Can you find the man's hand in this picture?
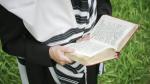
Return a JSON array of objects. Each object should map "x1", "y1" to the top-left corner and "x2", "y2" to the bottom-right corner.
[
  {"x1": 49, "y1": 46, "x2": 74, "y2": 65},
  {"x1": 76, "y1": 34, "x2": 92, "y2": 42},
  {"x1": 49, "y1": 34, "x2": 91, "y2": 65}
]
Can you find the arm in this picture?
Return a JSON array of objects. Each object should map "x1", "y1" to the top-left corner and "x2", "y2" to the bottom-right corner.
[
  {"x1": 0, "y1": 5, "x2": 73, "y2": 66},
  {"x1": 0, "y1": 5, "x2": 53, "y2": 67},
  {"x1": 96, "y1": 0, "x2": 112, "y2": 21}
]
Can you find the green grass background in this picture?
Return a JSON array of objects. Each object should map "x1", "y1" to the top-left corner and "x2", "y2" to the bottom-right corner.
[{"x1": 0, "y1": 0, "x2": 150, "y2": 84}]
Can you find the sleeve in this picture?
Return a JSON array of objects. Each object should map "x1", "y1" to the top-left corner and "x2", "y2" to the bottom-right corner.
[
  {"x1": 0, "y1": 5, "x2": 53, "y2": 67},
  {"x1": 96, "y1": 0, "x2": 112, "y2": 21}
]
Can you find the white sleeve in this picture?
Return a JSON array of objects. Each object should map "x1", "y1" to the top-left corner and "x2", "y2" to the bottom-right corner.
[
  {"x1": 0, "y1": 0, "x2": 36, "y2": 25},
  {"x1": 0, "y1": 0, "x2": 77, "y2": 43}
]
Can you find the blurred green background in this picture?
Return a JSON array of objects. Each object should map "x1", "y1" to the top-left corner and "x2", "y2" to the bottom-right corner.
[{"x1": 0, "y1": 0, "x2": 150, "y2": 84}]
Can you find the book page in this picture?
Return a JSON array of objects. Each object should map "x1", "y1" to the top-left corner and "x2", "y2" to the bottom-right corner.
[
  {"x1": 65, "y1": 40, "x2": 109, "y2": 57},
  {"x1": 90, "y1": 15, "x2": 136, "y2": 49}
]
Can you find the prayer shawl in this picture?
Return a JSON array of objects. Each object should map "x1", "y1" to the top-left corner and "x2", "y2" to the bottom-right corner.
[{"x1": 0, "y1": 0, "x2": 97, "y2": 84}]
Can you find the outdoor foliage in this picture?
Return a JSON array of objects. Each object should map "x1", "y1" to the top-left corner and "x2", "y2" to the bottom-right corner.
[
  {"x1": 0, "y1": 0, "x2": 150, "y2": 84},
  {"x1": 99, "y1": 0, "x2": 150, "y2": 84}
]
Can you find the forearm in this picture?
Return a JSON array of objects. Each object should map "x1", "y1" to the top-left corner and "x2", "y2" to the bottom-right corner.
[
  {"x1": 0, "y1": 5, "x2": 54, "y2": 67},
  {"x1": 25, "y1": 34, "x2": 54, "y2": 66},
  {"x1": 1, "y1": 29, "x2": 54, "y2": 67}
]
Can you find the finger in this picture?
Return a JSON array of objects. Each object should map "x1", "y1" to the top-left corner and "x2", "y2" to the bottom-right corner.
[
  {"x1": 82, "y1": 33, "x2": 90, "y2": 38},
  {"x1": 60, "y1": 46, "x2": 74, "y2": 53},
  {"x1": 82, "y1": 34, "x2": 89, "y2": 38},
  {"x1": 82, "y1": 34, "x2": 91, "y2": 39},
  {"x1": 58, "y1": 52, "x2": 73, "y2": 63},
  {"x1": 82, "y1": 36, "x2": 91, "y2": 40},
  {"x1": 59, "y1": 61, "x2": 72, "y2": 65},
  {"x1": 59, "y1": 60, "x2": 71, "y2": 65},
  {"x1": 59, "y1": 61, "x2": 66, "y2": 65},
  {"x1": 115, "y1": 52, "x2": 120, "y2": 59},
  {"x1": 77, "y1": 35, "x2": 91, "y2": 42},
  {"x1": 61, "y1": 55, "x2": 73, "y2": 63},
  {"x1": 76, "y1": 38, "x2": 83, "y2": 42}
]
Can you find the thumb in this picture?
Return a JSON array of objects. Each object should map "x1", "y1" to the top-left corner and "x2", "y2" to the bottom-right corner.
[
  {"x1": 60, "y1": 54, "x2": 72, "y2": 63},
  {"x1": 61, "y1": 46, "x2": 74, "y2": 53}
]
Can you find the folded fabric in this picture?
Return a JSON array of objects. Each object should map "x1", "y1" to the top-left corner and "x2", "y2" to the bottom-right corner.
[{"x1": 0, "y1": 0, "x2": 77, "y2": 42}]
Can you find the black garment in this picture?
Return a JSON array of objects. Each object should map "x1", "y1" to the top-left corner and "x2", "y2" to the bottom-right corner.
[{"x1": 0, "y1": 0, "x2": 112, "y2": 84}]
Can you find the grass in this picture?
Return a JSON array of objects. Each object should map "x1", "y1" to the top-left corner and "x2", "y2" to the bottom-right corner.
[
  {"x1": 0, "y1": 0, "x2": 150, "y2": 84},
  {"x1": 0, "y1": 50, "x2": 21, "y2": 84},
  {"x1": 98, "y1": 0, "x2": 150, "y2": 84}
]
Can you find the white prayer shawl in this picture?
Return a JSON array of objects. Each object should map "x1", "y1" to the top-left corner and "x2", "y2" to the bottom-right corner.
[
  {"x1": 0, "y1": 0, "x2": 77, "y2": 43},
  {"x1": 0, "y1": 0, "x2": 99, "y2": 84}
]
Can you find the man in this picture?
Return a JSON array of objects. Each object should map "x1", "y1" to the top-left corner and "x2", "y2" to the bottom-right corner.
[{"x1": 0, "y1": 0, "x2": 112, "y2": 84}]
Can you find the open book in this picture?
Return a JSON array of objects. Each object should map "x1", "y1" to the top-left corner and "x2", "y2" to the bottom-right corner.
[{"x1": 65, "y1": 15, "x2": 138, "y2": 65}]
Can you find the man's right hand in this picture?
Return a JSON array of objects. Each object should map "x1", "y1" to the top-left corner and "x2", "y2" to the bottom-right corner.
[{"x1": 49, "y1": 46, "x2": 74, "y2": 65}]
